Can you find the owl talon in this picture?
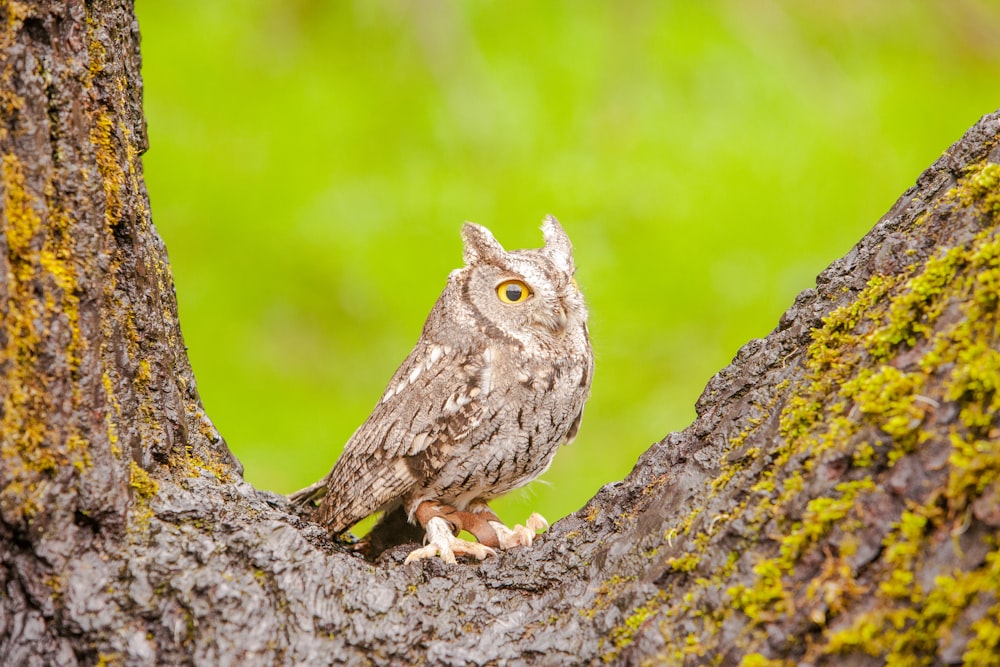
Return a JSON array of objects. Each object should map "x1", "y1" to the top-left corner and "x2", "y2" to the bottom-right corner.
[
  {"x1": 404, "y1": 516, "x2": 496, "y2": 565},
  {"x1": 488, "y1": 512, "x2": 549, "y2": 549}
]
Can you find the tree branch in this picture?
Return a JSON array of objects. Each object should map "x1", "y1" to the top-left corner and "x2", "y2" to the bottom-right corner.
[{"x1": 2, "y1": 3, "x2": 998, "y2": 665}]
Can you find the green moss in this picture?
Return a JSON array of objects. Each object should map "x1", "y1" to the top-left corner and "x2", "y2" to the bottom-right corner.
[
  {"x1": 852, "y1": 441, "x2": 875, "y2": 468},
  {"x1": 804, "y1": 550, "x2": 867, "y2": 625},
  {"x1": 878, "y1": 510, "x2": 931, "y2": 600},
  {"x1": 946, "y1": 342, "x2": 1000, "y2": 430},
  {"x1": 728, "y1": 559, "x2": 790, "y2": 622},
  {"x1": 781, "y1": 479, "x2": 874, "y2": 564},
  {"x1": 642, "y1": 164, "x2": 1000, "y2": 662},
  {"x1": 808, "y1": 195, "x2": 1000, "y2": 662},
  {"x1": 825, "y1": 537, "x2": 1000, "y2": 666},
  {"x1": 947, "y1": 432, "x2": 1000, "y2": 513},
  {"x1": 950, "y1": 162, "x2": 1000, "y2": 222},
  {"x1": 601, "y1": 591, "x2": 669, "y2": 662},
  {"x1": 867, "y1": 247, "x2": 963, "y2": 359},
  {"x1": 579, "y1": 575, "x2": 635, "y2": 620},
  {"x1": 842, "y1": 365, "x2": 928, "y2": 446},
  {"x1": 667, "y1": 553, "x2": 701, "y2": 573},
  {"x1": 807, "y1": 273, "x2": 900, "y2": 371}
]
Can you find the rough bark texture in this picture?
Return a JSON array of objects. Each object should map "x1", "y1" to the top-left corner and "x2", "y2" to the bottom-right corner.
[{"x1": 2, "y1": 2, "x2": 999, "y2": 666}]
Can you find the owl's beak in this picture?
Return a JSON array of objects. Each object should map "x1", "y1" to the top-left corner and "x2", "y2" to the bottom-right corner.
[{"x1": 534, "y1": 307, "x2": 569, "y2": 335}]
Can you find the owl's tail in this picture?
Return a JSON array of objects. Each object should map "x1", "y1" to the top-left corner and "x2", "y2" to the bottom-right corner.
[{"x1": 287, "y1": 479, "x2": 329, "y2": 509}]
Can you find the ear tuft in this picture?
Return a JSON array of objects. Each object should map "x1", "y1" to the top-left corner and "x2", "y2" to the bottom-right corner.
[
  {"x1": 461, "y1": 223, "x2": 505, "y2": 265},
  {"x1": 541, "y1": 215, "x2": 574, "y2": 273}
]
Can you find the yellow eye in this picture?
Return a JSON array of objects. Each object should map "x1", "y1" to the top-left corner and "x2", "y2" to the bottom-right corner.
[{"x1": 497, "y1": 279, "x2": 531, "y2": 304}]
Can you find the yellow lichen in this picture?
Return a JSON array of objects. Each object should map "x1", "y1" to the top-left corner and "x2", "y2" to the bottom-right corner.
[
  {"x1": 128, "y1": 461, "x2": 159, "y2": 530},
  {"x1": 89, "y1": 111, "x2": 124, "y2": 233}
]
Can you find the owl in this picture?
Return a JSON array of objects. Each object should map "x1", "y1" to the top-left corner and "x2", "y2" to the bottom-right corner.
[{"x1": 290, "y1": 216, "x2": 593, "y2": 564}]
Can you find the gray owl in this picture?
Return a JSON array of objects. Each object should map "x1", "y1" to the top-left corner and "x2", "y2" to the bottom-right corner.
[{"x1": 290, "y1": 216, "x2": 593, "y2": 564}]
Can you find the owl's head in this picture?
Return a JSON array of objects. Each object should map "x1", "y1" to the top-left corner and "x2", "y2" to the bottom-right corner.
[{"x1": 445, "y1": 215, "x2": 588, "y2": 349}]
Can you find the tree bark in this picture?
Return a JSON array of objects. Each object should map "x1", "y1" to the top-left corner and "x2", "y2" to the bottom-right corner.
[{"x1": 2, "y1": 3, "x2": 999, "y2": 666}]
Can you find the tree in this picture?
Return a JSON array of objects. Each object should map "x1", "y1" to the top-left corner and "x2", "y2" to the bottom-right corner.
[{"x1": 2, "y1": 2, "x2": 998, "y2": 665}]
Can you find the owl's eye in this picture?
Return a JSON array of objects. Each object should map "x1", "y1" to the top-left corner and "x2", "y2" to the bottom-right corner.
[{"x1": 496, "y1": 279, "x2": 531, "y2": 304}]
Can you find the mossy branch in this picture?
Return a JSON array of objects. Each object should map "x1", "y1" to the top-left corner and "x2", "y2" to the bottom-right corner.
[{"x1": 1, "y1": 2, "x2": 999, "y2": 665}]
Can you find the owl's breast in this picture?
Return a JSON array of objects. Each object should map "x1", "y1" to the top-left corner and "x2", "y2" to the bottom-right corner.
[{"x1": 416, "y1": 338, "x2": 592, "y2": 508}]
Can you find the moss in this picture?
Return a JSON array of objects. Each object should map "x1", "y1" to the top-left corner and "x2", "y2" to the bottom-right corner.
[
  {"x1": 0, "y1": 7, "x2": 28, "y2": 129},
  {"x1": 3, "y1": 153, "x2": 41, "y2": 273},
  {"x1": 1, "y1": 153, "x2": 91, "y2": 521},
  {"x1": 841, "y1": 365, "x2": 928, "y2": 454},
  {"x1": 129, "y1": 461, "x2": 159, "y2": 501},
  {"x1": 780, "y1": 479, "x2": 874, "y2": 564},
  {"x1": 878, "y1": 510, "x2": 932, "y2": 600},
  {"x1": 128, "y1": 461, "x2": 159, "y2": 529},
  {"x1": 124, "y1": 307, "x2": 140, "y2": 354},
  {"x1": 946, "y1": 342, "x2": 1000, "y2": 431},
  {"x1": 728, "y1": 559, "x2": 790, "y2": 622},
  {"x1": 739, "y1": 655, "x2": 791, "y2": 667},
  {"x1": 602, "y1": 591, "x2": 669, "y2": 663},
  {"x1": 102, "y1": 371, "x2": 122, "y2": 457},
  {"x1": 667, "y1": 553, "x2": 701, "y2": 573},
  {"x1": 796, "y1": 181, "x2": 1000, "y2": 661},
  {"x1": 37, "y1": 192, "x2": 84, "y2": 376},
  {"x1": 95, "y1": 654, "x2": 122, "y2": 667},
  {"x1": 825, "y1": 537, "x2": 1000, "y2": 665},
  {"x1": 851, "y1": 441, "x2": 875, "y2": 468},
  {"x1": 867, "y1": 247, "x2": 963, "y2": 359},
  {"x1": 642, "y1": 474, "x2": 669, "y2": 497},
  {"x1": 950, "y1": 162, "x2": 1000, "y2": 222},
  {"x1": 88, "y1": 110, "x2": 124, "y2": 233},
  {"x1": 67, "y1": 433, "x2": 92, "y2": 471},
  {"x1": 579, "y1": 575, "x2": 635, "y2": 620},
  {"x1": 804, "y1": 550, "x2": 868, "y2": 625},
  {"x1": 643, "y1": 162, "x2": 1000, "y2": 662},
  {"x1": 173, "y1": 448, "x2": 233, "y2": 484},
  {"x1": 135, "y1": 359, "x2": 152, "y2": 388},
  {"x1": 807, "y1": 273, "x2": 900, "y2": 370},
  {"x1": 947, "y1": 432, "x2": 1000, "y2": 514}
]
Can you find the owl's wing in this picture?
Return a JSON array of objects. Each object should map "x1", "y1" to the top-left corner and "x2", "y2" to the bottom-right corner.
[{"x1": 311, "y1": 342, "x2": 492, "y2": 533}]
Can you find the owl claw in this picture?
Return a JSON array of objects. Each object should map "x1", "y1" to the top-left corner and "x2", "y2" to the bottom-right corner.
[
  {"x1": 404, "y1": 516, "x2": 496, "y2": 565},
  {"x1": 488, "y1": 512, "x2": 549, "y2": 549}
]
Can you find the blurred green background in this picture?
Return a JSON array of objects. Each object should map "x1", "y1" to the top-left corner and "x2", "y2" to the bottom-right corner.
[{"x1": 135, "y1": 2, "x2": 1000, "y2": 525}]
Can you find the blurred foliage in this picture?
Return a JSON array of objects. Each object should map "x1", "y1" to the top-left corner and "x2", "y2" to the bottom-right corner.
[{"x1": 136, "y1": 1, "x2": 1000, "y2": 524}]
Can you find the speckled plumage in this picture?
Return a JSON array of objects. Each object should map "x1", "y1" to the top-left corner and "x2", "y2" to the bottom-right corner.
[{"x1": 291, "y1": 216, "x2": 592, "y2": 560}]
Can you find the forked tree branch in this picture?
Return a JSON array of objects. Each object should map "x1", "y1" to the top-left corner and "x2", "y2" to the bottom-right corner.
[{"x1": 1, "y1": 3, "x2": 998, "y2": 665}]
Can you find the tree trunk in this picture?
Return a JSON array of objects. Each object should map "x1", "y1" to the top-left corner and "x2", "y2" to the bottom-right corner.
[{"x1": 2, "y1": 3, "x2": 999, "y2": 666}]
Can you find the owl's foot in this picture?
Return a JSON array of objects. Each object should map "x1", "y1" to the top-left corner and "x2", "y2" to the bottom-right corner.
[
  {"x1": 488, "y1": 512, "x2": 549, "y2": 549},
  {"x1": 404, "y1": 516, "x2": 496, "y2": 565}
]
